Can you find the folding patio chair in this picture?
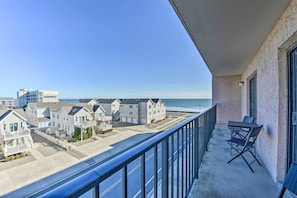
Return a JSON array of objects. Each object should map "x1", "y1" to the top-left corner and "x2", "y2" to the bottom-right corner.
[
  {"x1": 227, "y1": 125, "x2": 263, "y2": 173},
  {"x1": 232, "y1": 116, "x2": 255, "y2": 139},
  {"x1": 279, "y1": 162, "x2": 297, "y2": 198}
]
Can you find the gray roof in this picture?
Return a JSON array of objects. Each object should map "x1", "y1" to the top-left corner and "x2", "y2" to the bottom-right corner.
[
  {"x1": 68, "y1": 106, "x2": 84, "y2": 115},
  {"x1": 27, "y1": 102, "x2": 75, "y2": 110},
  {"x1": 93, "y1": 105, "x2": 105, "y2": 113},
  {"x1": 78, "y1": 99, "x2": 95, "y2": 103},
  {"x1": 0, "y1": 109, "x2": 26, "y2": 121},
  {"x1": 0, "y1": 109, "x2": 12, "y2": 121},
  {"x1": 97, "y1": 99, "x2": 118, "y2": 104},
  {"x1": 120, "y1": 99, "x2": 151, "y2": 104}
]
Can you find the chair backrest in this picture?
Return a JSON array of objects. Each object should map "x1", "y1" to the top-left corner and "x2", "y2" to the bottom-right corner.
[
  {"x1": 249, "y1": 125, "x2": 263, "y2": 138},
  {"x1": 243, "y1": 116, "x2": 255, "y2": 123},
  {"x1": 279, "y1": 162, "x2": 297, "y2": 197}
]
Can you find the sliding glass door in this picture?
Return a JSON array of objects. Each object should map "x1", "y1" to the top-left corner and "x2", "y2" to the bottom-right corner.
[{"x1": 288, "y1": 46, "x2": 297, "y2": 166}]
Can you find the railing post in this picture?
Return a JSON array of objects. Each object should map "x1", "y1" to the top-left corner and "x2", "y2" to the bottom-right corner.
[
  {"x1": 122, "y1": 166, "x2": 127, "y2": 198},
  {"x1": 162, "y1": 138, "x2": 168, "y2": 198},
  {"x1": 194, "y1": 118, "x2": 199, "y2": 179}
]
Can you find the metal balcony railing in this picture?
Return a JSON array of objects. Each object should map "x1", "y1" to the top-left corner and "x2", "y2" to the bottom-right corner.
[{"x1": 27, "y1": 105, "x2": 216, "y2": 198}]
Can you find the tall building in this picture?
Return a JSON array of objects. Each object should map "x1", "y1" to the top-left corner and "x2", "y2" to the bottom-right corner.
[
  {"x1": 17, "y1": 89, "x2": 59, "y2": 108},
  {"x1": 0, "y1": 97, "x2": 18, "y2": 109}
]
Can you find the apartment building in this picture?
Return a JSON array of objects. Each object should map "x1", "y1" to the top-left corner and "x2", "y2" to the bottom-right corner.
[
  {"x1": 120, "y1": 99, "x2": 166, "y2": 124},
  {"x1": 97, "y1": 99, "x2": 121, "y2": 121},
  {"x1": 0, "y1": 97, "x2": 18, "y2": 109},
  {"x1": 0, "y1": 109, "x2": 33, "y2": 157},
  {"x1": 17, "y1": 89, "x2": 59, "y2": 108}
]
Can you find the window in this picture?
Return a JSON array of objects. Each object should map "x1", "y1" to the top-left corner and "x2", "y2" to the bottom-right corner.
[
  {"x1": 129, "y1": 105, "x2": 133, "y2": 108},
  {"x1": 57, "y1": 114, "x2": 59, "y2": 119},
  {"x1": 249, "y1": 75, "x2": 257, "y2": 120},
  {"x1": 3, "y1": 124, "x2": 6, "y2": 131},
  {"x1": 149, "y1": 105, "x2": 151, "y2": 109},
  {"x1": 20, "y1": 122, "x2": 23, "y2": 128},
  {"x1": 129, "y1": 112, "x2": 133, "y2": 115},
  {"x1": 53, "y1": 113, "x2": 55, "y2": 118},
  {"x1": 14, "y1": 123, "x2": 18, "y2": 131}
]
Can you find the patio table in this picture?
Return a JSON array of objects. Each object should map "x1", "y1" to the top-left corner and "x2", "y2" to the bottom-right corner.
[{"x1": 227, "y1": 121, "x2": 258, "y2": 154}]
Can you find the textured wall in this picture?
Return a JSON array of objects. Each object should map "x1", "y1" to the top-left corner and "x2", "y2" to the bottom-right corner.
[
  {"x1": 241, "y1": 0, "x2": 297, "y2": 182},
  {"x1": 212, "y1": 76, "x2": 242, "y2": 123}
]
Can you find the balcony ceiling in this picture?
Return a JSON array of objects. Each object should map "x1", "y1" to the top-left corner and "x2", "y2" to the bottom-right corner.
[{"x1": 169, "y1": 0, "x2": 292, "y2": 76}]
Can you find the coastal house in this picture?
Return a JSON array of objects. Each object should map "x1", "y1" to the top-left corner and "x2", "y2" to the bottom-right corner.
[
  {"x1": 50, "y1": 105, "x2": 73, "y2": 137},
  {"x1": 25, "y1": 102, "x2": 74, "y2": 128},
  {"x1": 68, "y1": 106, "x2": 96, "y2": 137},
  {"x1": 120, "y1": 99, "x2": 166, "y2": 124},
  {"x1": 50, "y1": 105, "x2": 96, "y2": 137},
  {"x1": 0, "y1": 109, "x2": 33, "y2": 157},
  {"x1": 92, "y1": 105, "x2": 112, "y2": 131},
  {"x1": 97, "y1": 99, "x2": 121, "y2": 121}
]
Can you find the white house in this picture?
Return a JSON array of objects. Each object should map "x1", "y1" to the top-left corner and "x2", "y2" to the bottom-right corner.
[
  {"x1": 0, "y1": 109, "x2": 33, "y2": 157},
  {"x1": 25, "y1": 102, "x2": 74, "y2": 128},
  {"x1": 51, "y1": 106, "x2": 96, "y2": 137},
  {"x1": 97, "y1": 99, "x2": 121, "y2": 121},
  {"x1": 50, "y1": 105, "x2": 73, "y2": 137},
  {"x1": 120, "y1": 99, "x2": 166, "y2": 124},
  {"x1": 92, "y1": 105, "x2": 112, "y2": 131}
]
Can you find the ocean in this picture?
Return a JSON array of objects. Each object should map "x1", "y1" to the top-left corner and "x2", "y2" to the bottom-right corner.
[
  {"x1": 60, "y1": 98, "x2": 212, "y2": 113},
  {"x1": 162, "y1": 98, "x2": 212, "y2": 113}
]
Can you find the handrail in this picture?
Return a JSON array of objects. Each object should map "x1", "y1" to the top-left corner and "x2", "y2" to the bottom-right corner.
[{"x1": 21, "y1": 105, "x2": 217, "y2": 198}]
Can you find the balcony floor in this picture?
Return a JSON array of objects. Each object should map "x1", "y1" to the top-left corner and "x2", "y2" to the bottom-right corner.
[{"x1": 189, "y1": 123, "x2": 282, "y2": 198}]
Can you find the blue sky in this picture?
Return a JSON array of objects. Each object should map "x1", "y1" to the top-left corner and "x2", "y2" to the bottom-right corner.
[{"x1": 0, "y1": 0, "x2": 211, "y2": 99}]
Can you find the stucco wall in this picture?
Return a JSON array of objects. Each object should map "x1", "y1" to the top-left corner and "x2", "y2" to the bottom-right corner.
[
  {"x1": 241, "y1": 0, "x2": 297, "y2": 182},
  {"x1": 212, "y1": 75, "x2": 242, "y2": 123}
]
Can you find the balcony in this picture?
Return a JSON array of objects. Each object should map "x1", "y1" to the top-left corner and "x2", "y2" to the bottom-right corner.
[
  {"x1": 1, "y1": 129, "x2": 30, "y2": 141},
  {"x1": 4, "y1": 105, "x2": 281, "y2": 197},
  {"x1": 3, "y1": 143, "x2": 32, "y2": 157},
  {"x1": 96, "y1": 116, "x2": 112, "y2": 122},
  {"x1": 75, "y1": 120, "x2": 97, "y2": 129}
]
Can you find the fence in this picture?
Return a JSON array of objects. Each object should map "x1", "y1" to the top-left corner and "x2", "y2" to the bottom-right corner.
[{"x1": 27, "y1": 105, "x2": 217, "y2": 198}]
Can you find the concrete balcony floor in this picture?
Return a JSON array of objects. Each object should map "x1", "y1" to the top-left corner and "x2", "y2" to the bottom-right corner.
[{"x1": 189, "y1": 123, "x2": 282, "y2": 198}]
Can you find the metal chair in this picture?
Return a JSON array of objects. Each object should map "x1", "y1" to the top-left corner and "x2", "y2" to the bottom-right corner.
[
  {"x1": 279, "y1": 162, "x2": 297, "y2": 198},
  {"x1": 232, "y1": 116, "x2": 255, "y2": 139},
  {"x1": 227, "y1": 125, "x2": 263, "y2": 173}
]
